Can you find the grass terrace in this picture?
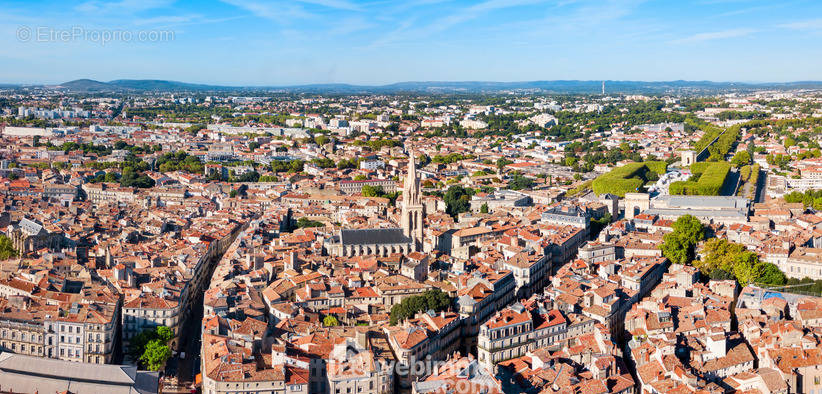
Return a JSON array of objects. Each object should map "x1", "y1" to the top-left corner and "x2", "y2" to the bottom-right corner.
[
  {"x1": 670, "y1": 161, "x2": 732, "y2": 196},
  {"x1": 592, "y1": 161, "x2": 668, "y2": 197}
]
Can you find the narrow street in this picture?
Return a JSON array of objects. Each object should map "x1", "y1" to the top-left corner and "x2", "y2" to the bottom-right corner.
[
  {"x1": 162, "y1": 220, "x2": 251, "y2": 392},
  {"x1": 755, "y1": 169, "x2": 767, "y2": 203},
  {"x1": 720, "y1": 167, "x2": 740, "y2": 196},
  {"x1": 167, "y1": 279, "x2": 207, "y2": 386}
]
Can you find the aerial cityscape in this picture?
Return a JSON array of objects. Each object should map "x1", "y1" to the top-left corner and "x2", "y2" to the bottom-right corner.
[{"x1": 2, "y1": 1, "x2": 822, "y2": 394}]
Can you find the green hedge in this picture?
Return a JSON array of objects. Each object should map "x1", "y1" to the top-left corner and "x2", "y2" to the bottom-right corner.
[
  {"x1": 671, "y1": 162, "x2": 731, "y2": 195},
  {"x1": 592, "y1": 161, "x2": 668, "y2": 197},
  {"x1": 645, "y1": 161, "x2": 668, "y2": 175},
  {"x1": 707, "y1": 127, "x2": 740, "y2": 161},
  {"x1": 691, "y1": 121, "x2": 724, "y2": 152},
  {"x1": 689, "y1": 162, "x2": 712, "y2": 175},
  {"x1": 688, "y1": 119, "x2": 741, "y2": 161}
]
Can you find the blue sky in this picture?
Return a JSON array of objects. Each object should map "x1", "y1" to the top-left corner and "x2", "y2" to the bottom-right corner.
[{"x1": 1, "y1": 0, "x2": 821, "y2": 85}]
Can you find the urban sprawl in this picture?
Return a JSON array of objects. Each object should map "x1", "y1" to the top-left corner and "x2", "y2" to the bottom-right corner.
[{"x1": 0, "y1": 86, "x2": 821, "y2": 394}]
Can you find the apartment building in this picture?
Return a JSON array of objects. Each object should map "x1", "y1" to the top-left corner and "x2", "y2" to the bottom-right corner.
[
  {"x1": 81, "y1": 182, "x2": 136, "y2": 205},
  {"x1": 122, "y1": 294, "x2": 181, "y2": 350},
  {"x1": 477, "y1": 302, "x2": 567, "y2": 369},
  {"x1": 44, "y1": 302, "x2": 119, "y2": 364}
]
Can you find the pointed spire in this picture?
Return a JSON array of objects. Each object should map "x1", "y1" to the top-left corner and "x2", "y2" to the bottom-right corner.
[
  {"x1": 405, "y1": 151, "x2": 417, "y2": 190},
  {"x1": 403, "y1": 151, "x2": 420, "y2": 206}
]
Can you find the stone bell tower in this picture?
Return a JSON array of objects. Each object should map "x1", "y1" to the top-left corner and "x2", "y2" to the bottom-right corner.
[{"x1": 401, "y1": 153, "x2": 424, "y2": 250}]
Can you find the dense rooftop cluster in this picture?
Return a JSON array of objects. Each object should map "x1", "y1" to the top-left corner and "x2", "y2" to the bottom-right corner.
[{"x1": 0, "y1": 87, "x2": 821, "y2": 394}]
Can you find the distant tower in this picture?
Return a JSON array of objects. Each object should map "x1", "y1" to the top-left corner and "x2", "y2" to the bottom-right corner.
[
  {"x1": 401, "y1": 152, "x2": 424, "y2": 251},
  {"x1": 602, "y1": 81, "x2": 605, "y2": 95}
]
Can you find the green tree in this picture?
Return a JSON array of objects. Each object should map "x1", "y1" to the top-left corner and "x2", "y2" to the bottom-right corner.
[
  {"x1": 0, "y1": 235, "x2": 18, "y2": 260},
  {"x1": 697, "y1": 238, "x2": 743, "y2": 273},
  {"x1": 661, "y1": 232, "x2": 693, "y2": 265},
  {"x1": 128, "y1": 330, "x2": 153, "y2": 359},
  {"x1": 417, "y1": 154, "x2": 431, "y2": 167},
  {"x1": 480, "y1": 203, "x2": 489, "y2": 214},
  {"x1": 323, "y1": 315, "x2": 339, "y2": 327},
  {"x1": 140, "y1": 339, "x2": 171, "y2": 371},
  {"x1": 185, "y1": 124, "x2": 205, "y2": 135},
  {"x1": 157, "y1": 326, "x2": 175, "y2": 343},
  {"x1": 296, "y1": 217, "x2": 323, "y2": 228},
  {"x1": 361, "y1": 185, "x2": 384, "y2": 197},
  {"x1": 128, "y1": 326, "x2": 174, "y2": 363},
  {"x1": 696, "y1": 238, "x2": 787, "y2": 286},
  {"x1": 672, "y1": 215, "x2": 705, "y2": 245},
  {"x1": 314, "y1": 135, "x2": 330, "y2": 146},
  {"x1": 784, "y1": 137, "x2": 796, "y2": 148},
  {"x1": 733, "y1": 255, "x2": 758, "y2": 287},
  {"x1": 660, "y1": 215, "x2": 704, "y2": 265},
  {"x1": 444, "y1": 185, "x2": 471, "y2": 218},
  {"x1": 496, "y1": 158, "x2": 513, "y2": 174},
  {"x1": 730, "y1": 151, "x2": 751, "y2": 167},
  {"x1": 507, "y1": 175, "x2": 534, "y2": 190},
  {"x1": 389, "y1": 288, "x2": 452, "y2": 325}
]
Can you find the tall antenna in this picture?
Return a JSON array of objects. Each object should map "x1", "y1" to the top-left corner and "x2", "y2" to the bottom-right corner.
[{"x1": 601, "y1": 81, "x2": 605, "y2": 95}]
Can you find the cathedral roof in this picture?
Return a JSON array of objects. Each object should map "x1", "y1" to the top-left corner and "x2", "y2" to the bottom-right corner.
[{"x1": 340, "y1": 228, "x2": 411, "y2": 246}]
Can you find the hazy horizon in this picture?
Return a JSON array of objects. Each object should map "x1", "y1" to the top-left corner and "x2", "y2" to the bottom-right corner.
[{"x1": 7, "y1": 78, "x2": 822, "y2": 87}]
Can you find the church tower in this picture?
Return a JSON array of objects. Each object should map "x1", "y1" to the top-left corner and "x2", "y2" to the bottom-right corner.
[{"x1": 401, "y1": 152, "x2": 424, "y2": 250}]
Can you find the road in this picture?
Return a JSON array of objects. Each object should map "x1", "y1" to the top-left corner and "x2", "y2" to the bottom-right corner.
[
  {"x1": 163, "y1": 222, "x2": 250, "y2": 391},
  {"x1": 720, "y1": 168, "x2": 741, "y2": 196},
  {"x1": 165, "y1": 283, "x2": 206, "y2": 386},
  {"x1": 755, "y1": 170, "x2": 767, "y2": 203},
  {"x1": 163, "y1": 243, "x2": 230, "y2": 389}
]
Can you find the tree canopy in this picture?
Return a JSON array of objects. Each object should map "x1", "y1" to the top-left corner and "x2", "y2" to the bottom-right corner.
[
  {"x1": 389, "y1": 289, "x2": 452, "y2": 325},
  {"x1": 141, "y1": 339, "x2": 172, "y2": 371},
  {"x1": 129, "y1": 326, "x2": 174, "y2": 371},
  {"x1": 323, "y1": 315, "x2": 340, "y2": 327},
  {"x1": 444, "y1": 185, "x2": 472, "y2": 218},
  {"x1": 0, "y1": 235, "x2": 18, "y2": 260},
  {"x1": 696, "y1": 238, "x2": 786, "y2": 287},
  {"x1": 660, "y1": 215, "x2": 705, "y2": 265},
  {"x1": 730, "y1": 151, "x2": 751, "y2": 168}
]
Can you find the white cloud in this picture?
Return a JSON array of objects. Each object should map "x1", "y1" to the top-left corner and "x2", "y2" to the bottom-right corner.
[
  {"x1": 75, "y1": 0, "x2": 172, "y2": 14},
  {"x1": 672, "y1": 28, "x2": 756, "y2": 44},
  {"x1": 778, "y1": 18, "x2": 822, "y2": 31},
  {"x1": 295, "y1": 0, "x2": 361, "y2": 11},
  {"x1": 219, "y1": 0, "x2": 313, "y2": 23},
  {"x1": 133, "y1": 14, "x2": 201, "y2": 26}
]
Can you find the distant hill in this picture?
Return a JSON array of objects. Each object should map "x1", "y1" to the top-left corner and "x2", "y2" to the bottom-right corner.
[
  {"x1": 42, "y1": 78, "x2": 822, "y2": 94},
  {"x1": 108, "y1": 79, "x2": 235, "y2": 91},
  {"x1": 58, "y1": 79, "x2": 123, "y2": 92},
  {"x1": 56, "y1": 79, "x2": 235, "y2": 92}
]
